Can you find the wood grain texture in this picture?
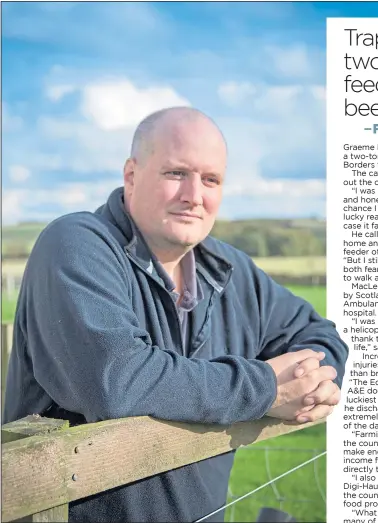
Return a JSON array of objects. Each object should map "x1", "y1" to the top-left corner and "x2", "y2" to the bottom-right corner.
[
  {"x1": 2, "y1": 416, "x2": 69, "y2": 522},
  {"x1": 2, "y1": 414, "x2": 323, "y2": 521},
  {"x1": 14, "y1": 504, "x2": 69, "y2": 523},
  {"x1": 2, "y1": 415, "x2": 69, "y2": 443}
]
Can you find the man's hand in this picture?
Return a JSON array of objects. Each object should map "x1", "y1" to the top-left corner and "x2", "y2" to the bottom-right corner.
[
  {"x1": 296, "y1": 380, "x2": 341, "y2": 423},
  {"x1": 266, "y1": 349, "x2": 325, "y2": 385},
  {"x1": 266, "y1": 349, "x2": 337, "y2": 423},
  {"x1": 293, "y1": 352, "x2": 326, "y2": 378}
]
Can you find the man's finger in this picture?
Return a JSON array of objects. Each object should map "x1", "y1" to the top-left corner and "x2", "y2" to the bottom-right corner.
[
  {"x1": 296, "y1": 404, "x2": 334, "y2": 423},
  {"x1": 290, "y1": 349, "x2": 325, "y2": 366},
  {"x1": 305, "y1": 366, "x2": 338, "y2": 391},
  {"x1": 295, "y1": 404, "x2": 314, "y2": 416},
  {"x1": 303, "y1": 380, "x2": 340, "y2": 406},
  {"x1": 294, "y1": 356, "x2": 322, "y2": 378},
  {"x1": 326, "y1": 388, "x2": 341, "y2": 406}
]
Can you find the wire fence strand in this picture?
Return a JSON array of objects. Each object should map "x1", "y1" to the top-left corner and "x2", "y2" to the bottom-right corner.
[
  {"x1": 226, "y1": 446, "x2": 326, "y2": 522},
  {"x1": 313, "y1": 448, "x2": 326, "y2": 504},
  {"x1": 194, "y1": 451, "x2": 327, "y2": 522},
  {"x1": 264, "y1": 448, "x2": 283, "y2": 509}
]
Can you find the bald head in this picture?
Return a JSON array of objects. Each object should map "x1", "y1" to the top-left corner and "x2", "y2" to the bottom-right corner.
[{"x1": 130, "y1": 107, "x2": 227, "y2": 165}]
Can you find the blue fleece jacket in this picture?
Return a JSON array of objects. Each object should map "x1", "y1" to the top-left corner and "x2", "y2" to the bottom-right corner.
[{"x1": 4, "y1": 187, "x2": 348, "y2": 522}]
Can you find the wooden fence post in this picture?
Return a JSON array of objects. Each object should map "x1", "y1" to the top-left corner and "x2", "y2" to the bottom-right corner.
[
  {"x1": 2, "y1": 414, "x2": 70, "y2": 522},
  {"x1": 2, "y1": 323, "x2": 13, "y2": 410}
]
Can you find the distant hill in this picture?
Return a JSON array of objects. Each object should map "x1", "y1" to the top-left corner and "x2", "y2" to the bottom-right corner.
[
  {"x1": 2, "y1": 218, "x2": 326, "y2": 259},
  {"x1": 211, "y1": 218, "x2": 326, "y2": 257},
  {"x1": 2, "y1": 223, "x2": 48, "y2": 258}
]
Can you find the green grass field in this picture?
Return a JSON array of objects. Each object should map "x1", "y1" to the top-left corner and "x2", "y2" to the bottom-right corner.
[
  {"x1": 287, "y1": 286, "x2": 326, "y2": 318},
  {"x1": 2, "y1": 294, "x2": 18, "y2": 323},
  {"x1": 226, "y1": 420, "x2": 326, "y2": 523},
  {"x1": 2, "y1": 285, "x2": 327, "y2": 522},
  {"x1": 255, "y1": 257, "x2": 326, "y2": 277}
]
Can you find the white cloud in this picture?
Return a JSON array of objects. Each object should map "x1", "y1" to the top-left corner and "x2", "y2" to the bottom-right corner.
[
  {"x1": 265, "y1": 44, "x2": 313, "y2": 79},
  {"x1": 253, "y1": 85, "x2": 303, "y2": 116},
  {"x1": 81, "y1": 79, "x2": 191, "y2": 130},
  {"x1": 223, "y1": 177, "x2": 324, "y2": 198},
  {"x1": 220, "y1": 178, "x2": 325, "y2": 219},
  {"x1": 46, "y1": 84, "x2": 77, "y2": 102},
  {"x1": 310, "y1": 85, "x2": 326, "y2": 101},
  {"x1": 9, "y1": 165, "x2": 31, "y2": 183},
  {"x1": 44, "y1": 74, "x2": 192, "y2": 130},
  {"x1": 218, "y1": 81, "x2": 323, "y2": 116},
  {"x1": 34, "y1": 77, "x2": 192, "y2": 174},
  {"x1": 219, "y1": 194, "x2": 325, "y2": 220},
  {"x1": 216, "y1": 80, "x2": 326, "y2": 186},
  {"x1": 60, "y1": 189, "x2": 88, "y2": 207},
  {"x1": 30, "y1": 153, "x2": 64, "y2": 171},
  {"x1": 2, "y1": 190, "x2": 27, "y2": 224},
  {"x1": 37, "y1": 116, "x2": 133, "y2": 172},
  {"x1": 108, "y1": 3, "x2": 162, "y2": 32},
  {"x1": 2, "y1": 180, "x2": 121, "y2": 225},
  {"x1": 218, "y1": 82, "x2": 256, "y2": 107}
]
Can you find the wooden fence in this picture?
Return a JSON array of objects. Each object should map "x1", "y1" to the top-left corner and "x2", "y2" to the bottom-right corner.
[
  {"x1": 2, "y1": 414, "x2": 322, "y2": 522},
  {"x1": 2, "y1": 323, "x2": 13, "y2": 410},
  {"x1": 1, "y1": 323, "x2": 323, "y2": 522}
]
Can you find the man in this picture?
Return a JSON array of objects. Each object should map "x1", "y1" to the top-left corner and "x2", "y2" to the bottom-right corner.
[{"x1": 4, "y1": 107, "x2": 348, "y2": 522}]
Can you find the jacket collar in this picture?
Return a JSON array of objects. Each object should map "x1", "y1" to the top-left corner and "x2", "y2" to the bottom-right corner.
[{"x1": 97, "y1": 187, "x2": 234, "y2": 294}]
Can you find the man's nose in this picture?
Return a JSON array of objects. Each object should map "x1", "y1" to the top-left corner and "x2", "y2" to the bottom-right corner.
[{"x1": 180, "y1": 175, "x2": 203, "y2": 206}]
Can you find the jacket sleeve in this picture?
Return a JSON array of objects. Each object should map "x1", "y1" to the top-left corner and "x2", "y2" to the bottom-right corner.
[
  {"x1": 23, "y1": 217, "x2": 278, "y2": 425},
  {"x1": 251, "y1": 262, "x2": 349, "y2": 389}
]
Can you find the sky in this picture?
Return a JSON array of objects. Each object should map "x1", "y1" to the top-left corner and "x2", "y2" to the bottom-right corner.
[{"x1": 3, "y1": 1, "x2": 378, "y2": 225}]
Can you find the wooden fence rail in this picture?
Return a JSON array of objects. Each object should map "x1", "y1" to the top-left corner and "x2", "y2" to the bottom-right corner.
[
  {"x1": 2, "y1": 414, "x2": 322, "y2": 522},
  {"x1": 1, "y1": 323, "x2": 324, "y2": 522}
]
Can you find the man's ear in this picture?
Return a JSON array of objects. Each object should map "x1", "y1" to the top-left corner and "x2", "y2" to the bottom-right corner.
[{"x1": 124, "y1": 158, "x2": 135, "y2": 187}]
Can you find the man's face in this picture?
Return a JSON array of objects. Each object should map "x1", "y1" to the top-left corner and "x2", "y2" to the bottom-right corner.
[{"x1": 124, "y1": 118, "x2": 226, "y2": 254}]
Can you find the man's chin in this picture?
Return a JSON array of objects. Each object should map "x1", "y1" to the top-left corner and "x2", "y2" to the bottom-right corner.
[
  {"x1": 166, "y1": 233, "x2": 201, "y2": 249},
  {"x1": 162, "y1": 221, "x2": 209, "y2": 248}
]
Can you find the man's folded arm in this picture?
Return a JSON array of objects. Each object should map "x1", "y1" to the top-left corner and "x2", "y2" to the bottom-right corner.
[{"x1": 24, "y1": 218, "x2": 278, "y2": 425}]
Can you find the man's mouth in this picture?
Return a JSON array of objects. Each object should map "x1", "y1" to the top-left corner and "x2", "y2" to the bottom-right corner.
[{"x1": 170, "y1": 212, "x2": 202, "y2": 219}]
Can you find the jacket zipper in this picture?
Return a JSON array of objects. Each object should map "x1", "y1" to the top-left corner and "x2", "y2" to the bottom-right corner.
[
  {"x1": 189, "y1": 266, "x2": 234, "y2": 359},
  {"x1": 169, "y1": 294, "x2": 185, "y2": 358},
  {"x1": 189, "y1": 294, "x2": 216, "y2": 359},
  {"x1": 124, "y1": 251, "x2": 185, "y2": 357},
  {"x1": 190, "y1": 337, "x2": 207, "y2": 359}
]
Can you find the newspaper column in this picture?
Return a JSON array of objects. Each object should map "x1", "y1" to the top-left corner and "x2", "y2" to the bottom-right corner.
[{"x1": 327, "y1": 18, "x2": 378, "y2": 523}]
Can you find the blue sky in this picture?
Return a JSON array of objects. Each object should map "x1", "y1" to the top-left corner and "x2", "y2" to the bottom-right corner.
[{"x1": 3, "y1": 1, "x2": 378, "y2": 224}]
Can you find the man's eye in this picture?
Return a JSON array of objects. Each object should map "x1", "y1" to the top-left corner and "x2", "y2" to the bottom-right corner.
[{"x1": 204, "y1": 176, "x2": 220, "y2": 186}]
